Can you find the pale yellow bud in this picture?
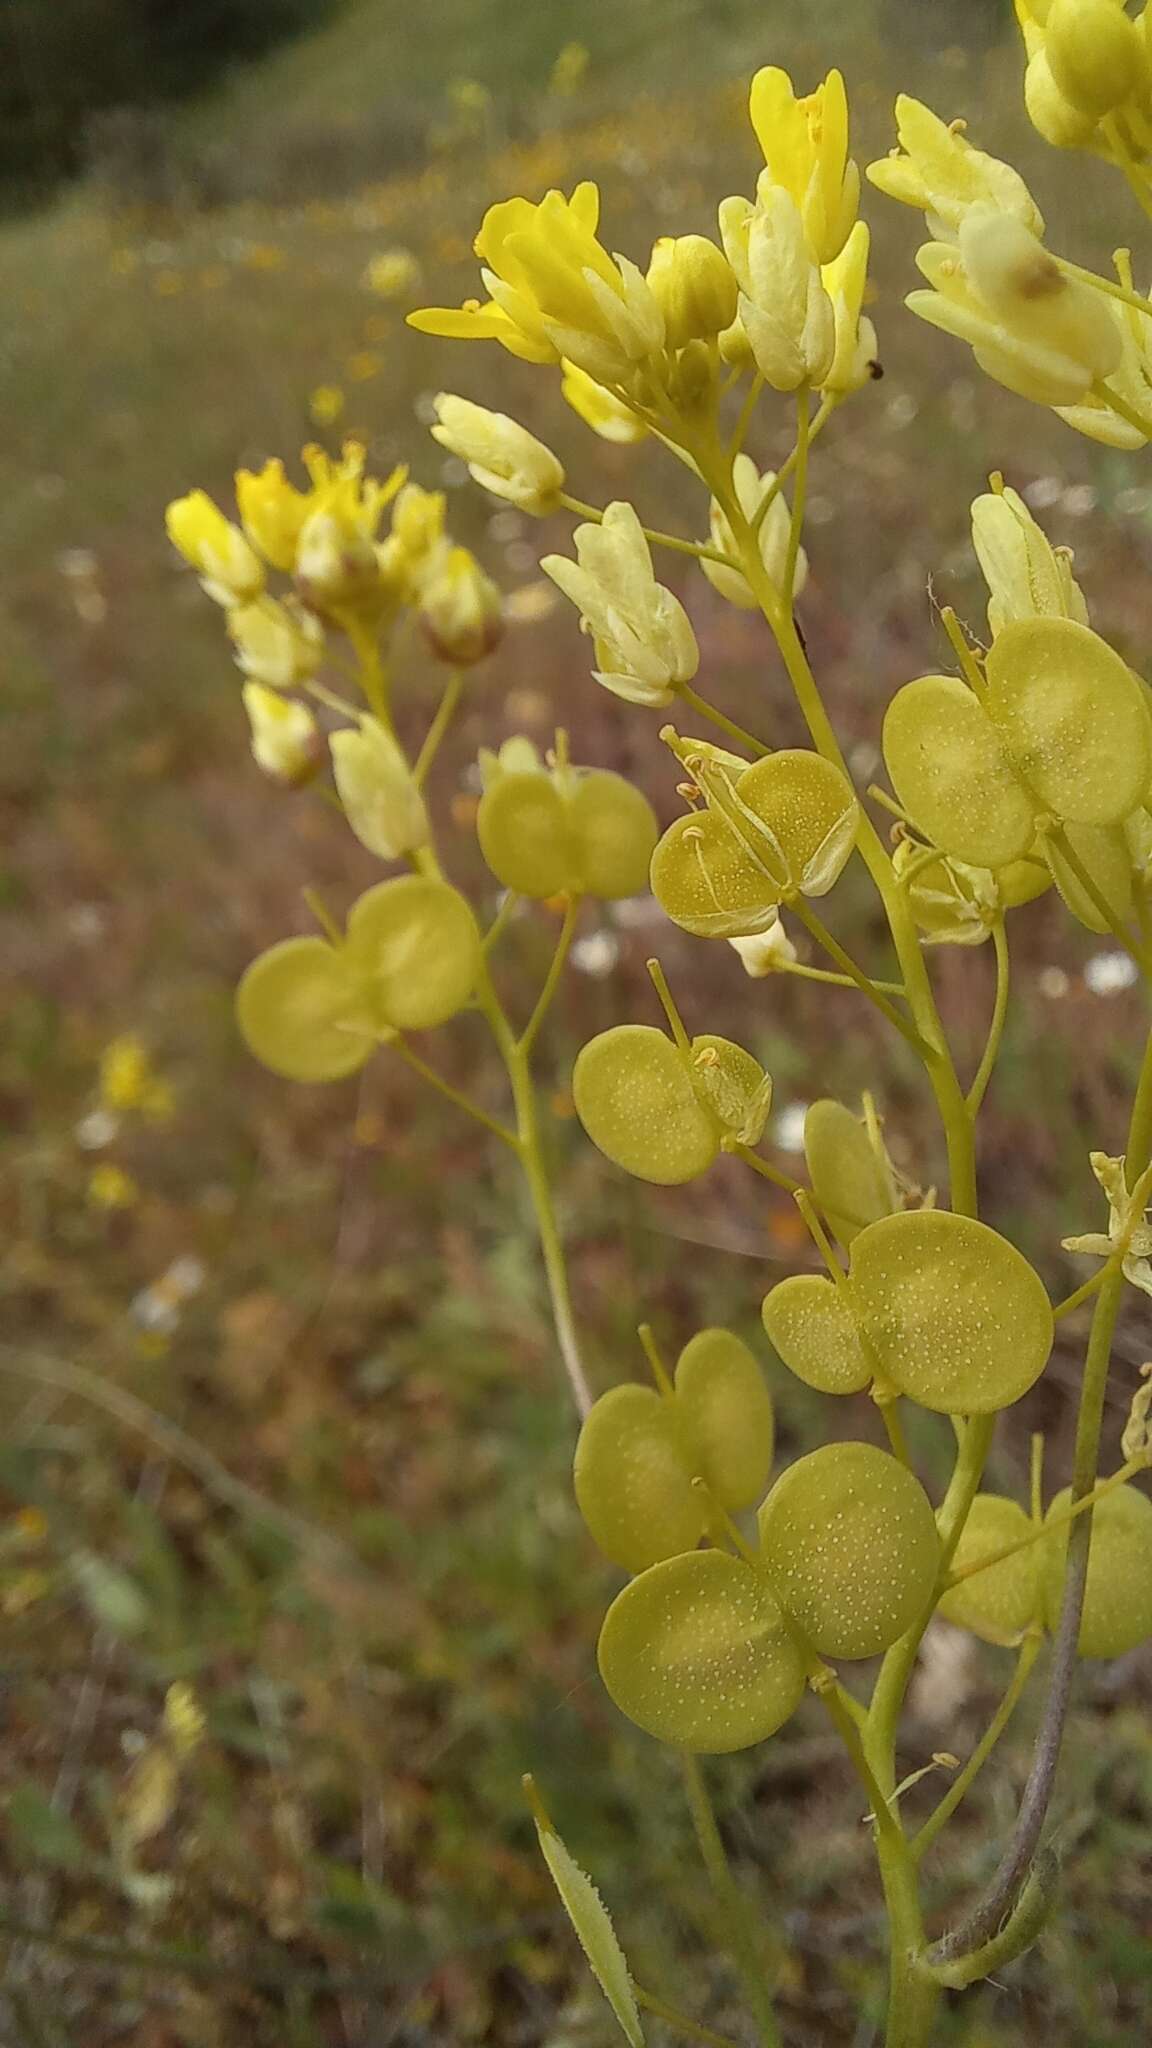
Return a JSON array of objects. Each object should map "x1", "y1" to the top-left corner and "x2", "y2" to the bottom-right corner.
[
  {"x1": 419, "y1": 546, "x2": 504, "y2": 665},
  {"x1": 738, "y1": 186, "x2": 835, "y2": 391},
  {"x1": 729, "y1": 920, "x2": 798, "y2": 976},
  {"x1": 165, "y1": 491, "x2": 264, "y2": 607},
  {"x1": 820, "y1": 221, "x2": 881, "y2": 395},
  {"x1": 431, "y1": 395, "x2": 564, "y2": 514},
  {"x1": 1025, "y1": 47, "x2": 1100, "y2": 145},
  {"x1": 960, "y1": 211, "x2": 1121, "y2": 383},
  {"x1": 702, "y1": 454, "x2": 808, "y2": 609},
  {"x1": 646, "y1": 235, "x2": 738, "y2": 347},
  {"x1": 234, "y1": 459, "x2": 311, "y2": 572},
  {"x1": 971, "y1": 483, "x2": 1089, "y2": 637},
  {"x1": 242, "y1": 683, "x2": 323, "y2": 786},
  {"x1": 560, "y1": 360, "x2": 648, "y2": 442},
  {"x1": 1046, "y1": 0, "x2": 1144, "y2": 120},
  {"x1": 542, "y1": 501, "x2": 698, "y2": 708},
  {"x1": 330, "y1": 716, "x2": 429, "y2": 860},
  {"x1": 295, "y1": 507, "x2": 384, "y2": 611},
  {"x1": 228, "y1": 596, "x2": 324, "y2": 689}
]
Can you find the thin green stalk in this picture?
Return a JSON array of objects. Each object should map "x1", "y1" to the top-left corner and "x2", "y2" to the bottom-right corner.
[
  {"x1": 519, "y1": 896, "x2": 580, "y2": 1056},
  {"x1": 679, "y1": 1753, "x2": 782, "y2": 2048},
  {"x1": 1090, "y1": 374, "x2": 1152, "y2": 439},
  {"x1": 782, "y1": 387, "x2": 809, "y2": 604},
  {"x1": 414, "y1": 669, "x2": 464, "y2": 784},
  {"x1": 966, "y1": 918, "x2": 1009, "y2": 1115},
  {"x1": 787, "y1": 897, "x2": 930, "y2": 1055},
  {"x1": 1052, "y1": 1267, "x2": 1107, "y2": 1319},
  {"x1": 678, "y1": 682, "x2": 770, "y2": 758},
  {"x1": 912, "y1": 1634, "x2": 1043, "y2": 1862},
  {"x1": 558, "y1": 492, "x2": 739, "y2": 572},
  {"x1": 347, "y1": 616, "x2": 390, "y2": 724},
  {"x1": 778, "y1": 959, "x2": 906, "y2": 996},
  {"x1": 748, "y1": 393, "x2": 836, "y2": 541},
  {"x1": 391, "y1": 1040, "x2": 517, "y2": 1149},
  {"x1": 634, "y1": 1985, "x2": 742, "y2": 2048},
  {"x1": 732, "y1": 1141, "x2": 803, "y2": 1196},
  {"x1": 941, "y1": 1452, "x2": 1149, "y2": 1592}
]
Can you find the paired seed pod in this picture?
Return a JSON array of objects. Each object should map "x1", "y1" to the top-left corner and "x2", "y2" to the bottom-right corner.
[
  {"x1": 477, "y1": 738, "x2": 658, "y2": 900},
  {"x1": 759, "y1": 1441, "x2": 940, "y2": 1660},
  {"x1": 883, "y1": 618, "x2": 1152, "y2": 871},
  {"x1": 802, "y1": 1098, "x2": 898, "y2": 1249},
  {"x1": 762, "y1": 1208, "x2": 1054, "y2": 1413},
  {"x1": 1042, "y1": 1482, "x2": 1152, "y2": 1658},
  {"x1": 574, "y1": 1329, "x2": 775, "y2": 1571},
  {"x1": 573, "y1": 1023, "x2": 772, "y2": 1184},
  {"x1": 237, "y1": 875, "x2": 480, "y2": 1080},
  {"x1": 650, "y1": 746, "x2": 859, "y2": 938},
  {"x1": 894, "y1": 840, "x2": 1051, "y2": 946},
  {"x1": 938, "y1": 1494, "x2": 1043, "y2": 1646}
]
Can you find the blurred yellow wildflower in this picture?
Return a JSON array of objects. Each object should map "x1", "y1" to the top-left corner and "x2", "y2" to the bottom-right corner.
[
  {"x1": 164, "y1": 1682, "x2": 207, "y2": 1757},
  {"x1": 550, "y1": 41, "x2": 590, "y2": 95},
  {"x1": 419, "y1": 545, "x2": 504, "y2": 664},
  {"x1": 749, "y1": 66, "x2": 859, "y2": 263},
  {"x1": 235, "y1": 459, "x2": 312, "y2": 573},
  {"x1": 165, "y1": 492, "x2": 264, "y2": 607},
  {"x1": 88, "y1": 1164, "x2": 140, "y2": 1211},
  {"x1": 346, "y1": 349, "x2": 384, "y2": 383},
  {"x1": 243, "y1": 683, "x2": 323, "y2": 785},
  {"x1": 364, "y1": 248, "x2": 421, "y2": 298},
  {"x1": 100, "y1": 1036, "x2": 173, "y2": 1121},
  {"x1": 295, "y1": 442, "x2": 407, "y2": 610},
  {"x1": 309, "y1": 385, "x2": 346, "y2": 427},
  {"x1": 229, "y1": 595, "x2": 324, "y2": 688}
]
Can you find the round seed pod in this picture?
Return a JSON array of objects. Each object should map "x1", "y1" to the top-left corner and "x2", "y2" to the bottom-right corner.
[
  {"x1": 758, "y1": 1442, "x2": 940, "y2": 1660},
  {"x1": 574, "y1": 1384, "x2": 704, "y2": 1572},
  {"x1": 673, "y1": 1328, "x2": 774, "y2": 1512},
  {"x1": 568, "y1": 771, "x2": 659, "y2": 900},
  {"x1": 237, "y1": 936, "x2": 375, "y2": 1082},
  {"x1": 804, "y1": 1099, "x2": 894, "y2": 1247},
  {"x1": 477, "y1": 771, "x2": 572, "y2": 898},
  {"x1": 850, "y1": 1210, "x2": 1054, "y2": 1415},
  {"x1": 761, "y1": 1274, "x2": 872, "y2": 1395},
  {"x1": 883, "y1": 673, "x2": 1034, "y2": 869},
  {"x1": 986, "y1": 618, "x2": 1152, "y2": 828},
  {"x1": 573, "y1": 1025, "x2": 720, "y2": 1184},
  {"x1": 735, "y1": 750, "x2": 859, "y2": 895},
  {"x1": 689, "y1": 1033, "x2": 772, "y2": 1145},
  {"x1": 650, "y1": 809, "x2": 780, "y2": 938},
  {"x1": 597, "y1": 1550, "x2": 806, "y2": 1752},
  {"x1": 1043, "y1": 821, "x2": 1134, "y2": 933},
  {"x1": 1025, "y1": 47, "x2": 1100, "y2": 149},
  {"x1": 938, "y1": 1495, "x2": 1042, "y2": 1646},
  {"x1": 346, "y1": 875, "x2": 480, "y2": 1031},
  {"x1": 1042, "y1": 1482, "x2": 1152, "y2": 1658}
]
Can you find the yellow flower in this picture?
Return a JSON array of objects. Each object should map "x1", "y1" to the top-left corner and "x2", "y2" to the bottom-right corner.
[
  {"x1": 345, "y1": 350, "x2": 383, "y2": 383},
  {"x1": 748, "y1": 66, "x2": 859, "y2": 264},
  {"x1": 378, "y1": 481, "x2": 450, "y2": 599},
  {"x1": 99, "y1": 1035, "x2": 154, "y2": 1113},
  {"x1": 363, "y1": 248, "x2": 421, "y2": 298},
  {"x1": 560, "y1": 360, "x2": 647, "y2": 442},
  {"x1": 165, "y1": 491, "x2": 264, "y2": 607},
  {"x1": 970, "y1": 482, "x2": 1089, "y2": 637},
  {"x1": 701, "y1": 453, "x2": 808, "y2": 610},
  {"x1": 242, "y1": 683, "x2": 323, "y2": 785},
  {"x1": 228, "y1": 596, "x2": 324, "y2": 688},
  {"x1": 294, "y1": 442, "x2": 406, "y2": 611},
  {"x1": 408, "y1": 183, "x2": 664, "y2": 384},
  {"x1": 431, "y1": 395, "x2": 564, "y2": 514},
  {"x1": 549, "y1": 40, "x2": 590, "y2": 94},
  {"x1": 419, "y1": 545, "x2": 504, "y2": 664},
  {"x1": 541, "y1": 501, "x2": 698, "y2": 707},
  {"x1": 164, "y1": 1682, "x2": 206, "y2": 1757},
  {"x1": 330, "y1": 716, "x2": 429, "y2": 859},
  {"x1": 1044, "y1": 0, "x2": 1145, "y2": 121},
  {"x1": 722, "y1": 184, "x2": 834, "y2": 391},
  {"x1": 820, "y1": 221, "x2": 881, "y2": 395},
  {"x1": 866, "y1": 96, "x2": 1044, "y2": 240},
  {"x1": 88, "y1": 1164, "x2": 139, "y2": 1211},
  {"x1": 906, "y1": 211, "x2": 1121, "y2": 406},
  {"x1": 235, "y1": 459, "x2": 311, "y2": 572},
  {"x1": 309, "y1": 385, "x2": 345, "y2": 426},
  {"x1": 646, "y1": 235, "x2": 738, "y2": 348}
]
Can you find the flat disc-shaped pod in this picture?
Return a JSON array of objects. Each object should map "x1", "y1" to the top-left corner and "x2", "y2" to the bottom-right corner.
[
  {"x1": 477, "y1": 772, "x2": 572, "y2": 899},
  {"x1": 938, "y1": 1494, "x2": 1042, "y2": 1646},
  {"x1": 803, "y1": 1099, "x2": 894, "y2": 1247},
  {"x1": 1042, "y1": 821, "x2": 1133, "y2": 933},
  {"x1": 761, "y1": 1274, "x2": 872, "y2": 1395},
  {"x1": 568, "y1": 772, "x2": 658, "y2": 900},
  {"x1": 237, "y1": 937, "x2": 375, "y2": 1082},
  {"x1": 346, "y1": 875, "x2": 480, "y2": 1031},
  {"x1": 673, "y1": 1329, "x2": 774, "y2": 1511},
  {"x1": 850, "y1": 1209, "x2": 1054, "y2": 1414},
  {"x1": 986, "y1": 618, "x2": 1152, "y2": 828},
  {"x1": 597, "y1": 1550, "x2": 806, "y2": 1752},
  {"x1": 574, "y1": 1384, "x2": 705, "y2": 1572},
  {"x1": 689, "y1": 1033, "x2": 771, "y2": 1145},
  {"x1": 1043, "y1": 1483, "x2": 1152, "y2": 1658},
  {"x1": 650, "y1": 810, "x2": 780, "y2": 938},
  {"x1": 882, "y1": 674, "x2": 1035, "y2": 869},
  {"x1": 735, "y1": 750, "x2": 859, "y2": 895},
  {"x1": 573, "y1": 1025, "x2": 720, "y2": 1184},
  {"x1": 758, "y1": 1442, "x2": 940, "y2": 1659}
]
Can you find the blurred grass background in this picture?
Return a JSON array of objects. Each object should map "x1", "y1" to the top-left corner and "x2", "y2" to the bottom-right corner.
[{"x1": 2, "y1": 0, "x2": 1152, "y2": 2042}]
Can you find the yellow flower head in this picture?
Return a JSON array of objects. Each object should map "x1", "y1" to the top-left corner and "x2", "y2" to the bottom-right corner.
[
  {"x1": 295, "y1": 442, "x2": 407, "y2": 610},
  {"x1": 646, "y1": 235, "x2": 738, "y2": 348},
  {"x1": 100, "y1": 1035, "x2": 157, "y2": 1114},
  {"x1": 541, "y1": 501, "x2": 699, "y2": 708},
  {"x1": 382, "y1": 481, "x2": 449, "y2": 598},
  {"x1": 363, "y1": 247, "x2": 421, "y2": 298},
  {"x1": 408, "y1": 183, "x2": 664, "y2": 384},
  {"x1": 229, "y1": 595, "x2": 324, "y2": 688},
  {"x1": 749, "y1": 66, "x2": 859, "y2": 265},
  {"x1": 235, "y1": 458, "x2": 312, "y2": 573},
  {"x1": 309, "y1": 385, "x2": 345, "y2": 426},
  {"x1": 88, "y1": 1164, "x2": 139, "y2": 1211},
  {"x1": 431, "y1": 395, "x2": 564, "y2": 514},
  {"x1": 866, "y1": 96, "x2": 1044, "y2": 241},
  {"x1": 242, "y1": 682, "x2": 323, "y2": 786},
  {"x1": 560, "y1": 360, "x2": 648, "y2": 443},
  {"x1": 721, "y1": 184, "x2": 835, "y2": 391},
  {"x1": 165, "y1": 491, "x2": 264, "y2": 608}
]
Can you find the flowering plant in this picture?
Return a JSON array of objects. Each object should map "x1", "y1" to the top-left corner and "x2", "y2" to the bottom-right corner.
[{"x1": 167, "y1": 10, "x2": 1152, "y2": 2041}]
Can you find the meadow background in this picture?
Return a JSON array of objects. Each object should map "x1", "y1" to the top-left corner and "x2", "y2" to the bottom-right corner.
[{"x1": 2, "y1": 1, "x2": 1152, "y2": 2042}]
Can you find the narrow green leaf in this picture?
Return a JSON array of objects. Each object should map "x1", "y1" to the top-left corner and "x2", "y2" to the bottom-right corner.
[{"x1": 529, "y1": 1782, "x2": 644, "y2": 2047}]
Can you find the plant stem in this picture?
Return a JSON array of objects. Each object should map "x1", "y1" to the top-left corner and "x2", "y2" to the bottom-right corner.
[
  {"x1": 347, "y1": 616, "x2": 390, "y2": 724},
  {"x1": 1052, "y1": 1267, "x2": 1107, "y2": 1320},
  {"x1": 634, "y1": 1985, "x2": 742, "y2": 2048},
  {"x1": 678, "y1": 1753, "x2": 782, "y2": 2048},
  {"x1": 966, "y1": 918, "x2": 1009, "y2": 1115},
  {"x1": 391, "y1": 1040, "x2": 517, "y2": 1148},
  {"x1": 558, "y1": 492, "x2": 739, "y2": 571},
  {"x1": 787, "y1": 898, "x2": 930, "y2": 1054},
  {"x1": 678, "y1": 682, "x2": 771, "y2": 758},
  {"x1": 912, "y1": 1634, "x2": 1042, "y2": 1862},
  {"x1": 732, "y1": 1141, "x2": 803, "y2": 1195},
  {"x1": 519, "y1": 896, "x2": 580, "y2": 1055},
  {"x1": 782, "y1": 387, "x2": 809, "y2": 604},
  {"x1": 414, "y1": 668, "x2": 464, "y2": 783},
  {"x1": 778, "y1": 959, "x2": 906, "y2": 996}
]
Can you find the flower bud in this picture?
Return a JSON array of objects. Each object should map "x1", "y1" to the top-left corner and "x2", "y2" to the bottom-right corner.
[
  {"x1": 431, "y1": 395, "x2": 564, "y2": 514},
  {"x1": 228, "y1": 596, "x2": 324, "y2": 689},
  {"x1": 1045, "y1": 0, "x2": 1144, "y2": 120},
  {"x1": 739, "y1": 186, "x2": 835, "y2": 391},
  {"x1": 419, "y1": 545, "x2": 504, "y2": 665},
  {"x1": 330, "y1": 716, "x2": 429, "y2": 860},
  {"x1": 242, "y1": 683, "x2": 323, "y2": 786},
  {"x1": 971, "y1": 482, "x2": 1089, "y2": 637},
  {"x1": 542, "y1": 501, "x2": 698, "y2": 707},
  {"x1": 560, "y1": 359, "x2": 648, "y2": 442},
  {"x1": 646, "y1": 235, "x2": 739, "y2": 348},
  {"x1": 729, "y1": 920, "x2": 798, "y2": 976},
  {"x1": 166, "y1": 490, "x2": 264, "y2": 606},
  {"x1": 295, "y1": 507, "x2": 384, "y2": 612},
  {"x1": 1025, "y1": 47, "x2": 1100, "y2": 146},
  {"x1": 702, "y1": 452, "x2": 808, "y2": 610},
  {"x1": 380, "y1": 482, "x2": 449, "y2": 600},
  {"x1": 234, "y1": 459, "x2": 311, "y2": 572},
  {"x1": 957, "y1": 209, "x2": 1121, "y2": 394}
]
